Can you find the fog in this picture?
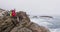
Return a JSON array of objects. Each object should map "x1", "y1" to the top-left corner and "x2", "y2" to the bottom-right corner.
[{"x1": 0, "y1": 0, "x2": 60, "y2": 16}]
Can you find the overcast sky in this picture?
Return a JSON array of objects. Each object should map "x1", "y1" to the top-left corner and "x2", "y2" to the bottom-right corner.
[{"x1": 0, "y1": 0, "x2": 60, "y2": 16}]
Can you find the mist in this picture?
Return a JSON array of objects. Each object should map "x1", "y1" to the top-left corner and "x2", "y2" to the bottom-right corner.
[{"x1": 0, "y1": 0, "x2": 60, "y2": 16}]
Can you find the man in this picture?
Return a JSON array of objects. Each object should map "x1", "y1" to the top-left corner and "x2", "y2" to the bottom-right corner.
[
  {"x1": 11, "y1": 9, "x2": 16, "y2": 17},
  {"x1": 10, "y1": 9, "x2": 16, "y2": 16}
]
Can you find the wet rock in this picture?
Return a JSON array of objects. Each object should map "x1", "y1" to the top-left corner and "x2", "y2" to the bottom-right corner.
[
  {"x1": 40, "y1": 16, "x2": 53, "y2": 18},
  {"x1": 32, "y1": 16, "x2": 38, "y2": 18}
]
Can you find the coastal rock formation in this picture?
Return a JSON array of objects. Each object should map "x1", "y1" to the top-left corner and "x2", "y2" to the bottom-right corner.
[
  {"x1": 0, "y1": 9, "x2": 50, "y2": 32},
  {"x1": 11, "y1": 11, "x2": 50, "y2": 32}
]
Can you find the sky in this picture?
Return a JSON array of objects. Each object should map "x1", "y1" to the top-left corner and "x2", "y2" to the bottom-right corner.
[{"x1": 0, "y1": 0, "x2": 60, "y2": 16}]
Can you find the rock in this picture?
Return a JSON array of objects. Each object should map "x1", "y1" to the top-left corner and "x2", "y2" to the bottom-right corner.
[
  {"x1": 0, "y1": 10, "x2": 50, "y2": 32},
  {"x1": 17, "y1": 27, "x2": 32, "y2": 32},
  {"x1": 0, "y1": 16, "x2": 15, "y2": 32},
  {"x1": 32, "y1": 16, "x2": 38, "y2": 18},
  {"x1": 40, "y1": 16, "x2": 53, "y2": 18},
  {"x1": 11, "y1": 11, "x2": 50, "y2": 32},
  {"x1": 28, "y1": 23, "x2": 50, "y2": 32}
]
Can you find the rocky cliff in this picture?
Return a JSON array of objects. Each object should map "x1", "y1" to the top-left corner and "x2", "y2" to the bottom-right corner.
[{"x1": 0, "y1": 10, "x2": 50, "y2": 32}]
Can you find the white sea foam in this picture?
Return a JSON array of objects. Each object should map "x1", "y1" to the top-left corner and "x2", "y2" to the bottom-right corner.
[{"x1": 30, "y1": 16, "x2": 60, "y2": 32}]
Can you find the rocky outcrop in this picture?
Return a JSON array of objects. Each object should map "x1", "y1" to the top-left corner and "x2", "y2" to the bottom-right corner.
[
  {"x1": 0, "y1": 8, "x2": 9, "y2": 19},
  {"x1": 0, "y1": 16, "x2": 13, "y2": 32},
  {"x1": 11, "y1": 11, "x2": 50, "y2": 32},
  {"x1": 40, "y1": 16, "x2": 53, "y2": 18},
  {"x1": 0, "y1": 10, "x2": 50, "y2": 32}
]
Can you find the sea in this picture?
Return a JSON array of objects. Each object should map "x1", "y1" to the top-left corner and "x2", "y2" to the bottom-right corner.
[{"x1": 29, "y1": 15, "x2": 60, "y2": 32}]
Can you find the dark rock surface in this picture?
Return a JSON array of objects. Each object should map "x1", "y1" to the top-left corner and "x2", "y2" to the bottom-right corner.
[{"x1": 40, "y1": 16, "x2": 53, "y2": 18}]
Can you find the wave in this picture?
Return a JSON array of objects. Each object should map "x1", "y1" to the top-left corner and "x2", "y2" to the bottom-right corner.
[{"x1": 30, "y1": 16, "x2": 60, "y2": 32}]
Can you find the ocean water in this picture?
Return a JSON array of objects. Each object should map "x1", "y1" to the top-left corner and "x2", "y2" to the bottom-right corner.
[{"x1": 30, "y1": 16, "x2": 60, "y2": 32}]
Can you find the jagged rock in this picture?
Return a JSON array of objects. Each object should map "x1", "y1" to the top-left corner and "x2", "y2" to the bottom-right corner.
[
  {"x1": 0, "y1": 9, "x2": 50, "y2": 32},
  {"x1": 0, "y1": 16, "x2": 15, "y2": 32},
  {"x1": 0, "y1": 9, "x2": 9, "y2": 19},
  {"x1": 11, "y1": 11, "x2": 50, "y2": 32}
]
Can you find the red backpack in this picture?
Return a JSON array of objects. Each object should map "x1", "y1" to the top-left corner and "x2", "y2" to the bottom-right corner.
[{"x1": 12, "y1": 9, "x2": 16, "y2": 17}]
